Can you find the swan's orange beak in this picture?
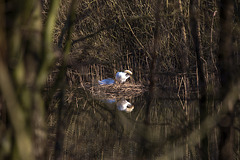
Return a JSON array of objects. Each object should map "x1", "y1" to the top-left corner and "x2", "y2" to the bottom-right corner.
[
  {"x1": 124, "y1": 70, "x2": 133, "y2": 75},
  {"x1": 125, "y1": 105, "x2": 134, "y2": 113}
]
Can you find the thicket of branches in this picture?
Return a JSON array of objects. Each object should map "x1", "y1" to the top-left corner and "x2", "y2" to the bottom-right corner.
[
  {"x1": 0, "y1": 0, "x2": 239, "y2": 160},
  {"x1": 44, "y1": 0, "x2": 240, "y2": 84}
]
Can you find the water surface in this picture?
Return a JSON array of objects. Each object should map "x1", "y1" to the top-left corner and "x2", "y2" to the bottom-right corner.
[{"x1": 47, "y1": 87, "x2": 239, "y2": 160}]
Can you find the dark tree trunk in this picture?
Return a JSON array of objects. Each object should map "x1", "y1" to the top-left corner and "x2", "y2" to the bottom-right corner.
[
  {"x1": 218, "y1": 0, "x2": 235, "y2": 160},
  {"x1": 190, "y1": 0, "x2": 208, "y2": 159},
  {"x1": 138, "y1": 0, "x2": 161, "y2": 159}
]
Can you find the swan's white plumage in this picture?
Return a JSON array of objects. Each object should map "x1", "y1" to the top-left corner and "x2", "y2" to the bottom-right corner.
[
  {"x1": 115, "y1": 70, "x2": 132, "y2": 83},
  {"x1": 98, "y1": 78, "x2": 115, "y2": 85}
]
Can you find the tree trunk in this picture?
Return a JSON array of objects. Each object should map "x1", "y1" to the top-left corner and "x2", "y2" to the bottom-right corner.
[
  {"x1": 0, "y1": 0, "x2": 60, "y2": 159},
  {"x1": 178, "y1": 0, "x2": 190, "y2": 110},
  {"x1": 218, "y1": 0, "x2": 235, "y2": 160},
  {"x1": 178, "y1": 0, "x2": 189, "y2": 73},
  {"x1": 138, "y1": 0, "x2": 161, "y2": 159},
  {"x1": 189, "y1": 0, "x2": 208, "y2": 159}
]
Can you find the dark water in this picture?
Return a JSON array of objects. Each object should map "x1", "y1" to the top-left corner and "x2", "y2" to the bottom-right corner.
[{"x1": 47, "y1": 87, "x2": 240, "y2": 160}]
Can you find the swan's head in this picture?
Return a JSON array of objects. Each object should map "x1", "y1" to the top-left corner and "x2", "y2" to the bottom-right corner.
[
  {"x1": 125, "y1": 105, "x2": 134, "y2": 113},
  {"x1": 124, "y1": 70, "x2": 133, "y2": 75}
]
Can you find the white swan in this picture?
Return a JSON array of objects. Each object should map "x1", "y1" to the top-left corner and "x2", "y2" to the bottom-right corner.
[
  {"x1": 98, "y1": 78, "x2": 115, "y2": 85},
  {"x1": 115, "y1": 70, "x2": 133, "y2": 83},
  {"x1": 117, "y1": 99, "x2": 134, "y2": 113}
]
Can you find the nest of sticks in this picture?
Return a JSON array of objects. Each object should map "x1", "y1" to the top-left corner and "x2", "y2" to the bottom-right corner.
[{"x1": 87, "y1": 82, "x2": 146, "y2": 100}]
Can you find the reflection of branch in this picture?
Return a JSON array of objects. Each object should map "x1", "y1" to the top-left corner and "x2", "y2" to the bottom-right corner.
[
  {"x1": 87, "y1": 98, "x2": 125, "y2": 134},
  {"x1": 158, "y1": 78, "x2": 240, "y2": 160}
]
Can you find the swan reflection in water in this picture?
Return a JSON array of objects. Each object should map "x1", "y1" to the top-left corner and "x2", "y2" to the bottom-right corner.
[
  {"x1": 103, "y1": 99, "x2": 134, "y2": 113},
  {"x1": 116, "y1": 99, "x2": 134, "y2": 113}
]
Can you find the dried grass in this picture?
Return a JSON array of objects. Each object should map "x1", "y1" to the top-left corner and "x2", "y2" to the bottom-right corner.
[{"x1": 86, "y1": 82, "x2": 146, "y2": 100}]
